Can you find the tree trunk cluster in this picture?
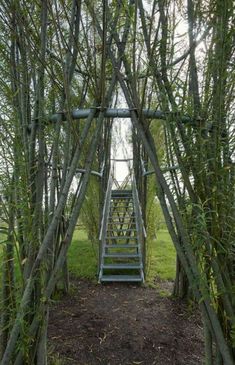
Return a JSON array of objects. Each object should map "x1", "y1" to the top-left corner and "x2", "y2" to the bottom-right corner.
[{"x1": 0, "y1": 1, "x2": 234, "y2": 364}]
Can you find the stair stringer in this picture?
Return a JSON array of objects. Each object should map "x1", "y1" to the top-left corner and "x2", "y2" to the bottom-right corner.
[{"x1": 99, "y1": 185, "x2": 145, "y2": 283}]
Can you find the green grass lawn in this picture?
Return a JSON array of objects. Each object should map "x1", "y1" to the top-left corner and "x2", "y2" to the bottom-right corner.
[
  {"x1": 67, "y1": 229, "x2": 98, "y2": 280},
  {"x1": 0, "y1": 228, "x2": 176, "y2": 287},
  {"x1": 146, "y1": 229, "x2": 176, "y2": 283},
  {"x1": 68, "y1": 228, "x2": 176, "y2": 285}
]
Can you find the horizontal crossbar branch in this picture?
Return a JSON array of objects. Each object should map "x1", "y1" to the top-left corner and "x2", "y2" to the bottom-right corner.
[
  {"x1": 50, "y1": 108, "x2": 191, "y2": 123},
  {"x1": 143, "y1": 165, "x2": 180, "y2": 176},
  {"x1": 76, "y1": 168, "x2": 102, "y2": 178},
  {"x1": 45, "y1": 162, "x2": 103, "y2": 178},
  {"x1": 111, "y1": 158, "x2": 133, "y2": 161}
]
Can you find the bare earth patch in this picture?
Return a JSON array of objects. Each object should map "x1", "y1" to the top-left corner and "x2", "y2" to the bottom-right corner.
[{"x1": 48, "y1": 278, "x2": 203, "y2": 365}]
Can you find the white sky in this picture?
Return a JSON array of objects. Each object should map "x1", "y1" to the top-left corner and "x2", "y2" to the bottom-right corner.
[{"x1": 111, "y1": 118, "x2": 133, "y2": 184}]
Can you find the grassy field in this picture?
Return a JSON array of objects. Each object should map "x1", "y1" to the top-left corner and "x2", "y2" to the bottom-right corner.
[
  {"x1": 67, "y1": 229, "x2": 98, "y2": 280},
  {"x1": 146, "y1": 230, "x2": 176, "y2": 284},
  {"x1": 0, "y1": 228, "x2": 176, "y2": 287},
  {"x1": 68, "y1": 228, "x2": 176, "y2": 285}
]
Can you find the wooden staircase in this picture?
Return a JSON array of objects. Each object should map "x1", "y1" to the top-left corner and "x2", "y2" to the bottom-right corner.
[{"x1": 99, "y1": 187, "x2": 145, "y2": 283}]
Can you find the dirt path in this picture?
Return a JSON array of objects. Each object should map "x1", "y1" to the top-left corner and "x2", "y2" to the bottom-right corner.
[{"x1": 48, "y1": 278, "x2": 203, "y2": 365}]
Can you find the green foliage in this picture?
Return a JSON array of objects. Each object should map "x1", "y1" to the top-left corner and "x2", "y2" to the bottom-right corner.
[
  {"x1": 79, "y1": 177, "x2": 100, "y2": 242},
  {"x1": 48, "y1": 350, "x2": 64, "y2": 365},
  {"x1": 146, "y1": 229, "x2": 176, "y2": 285},
  {"x1": 67, "y1": 228, "x2": 175, "y2": 286},
  {"x1": 146, "y1": 194, "x2": 166, "y2": 239},
  {"x1": 67, "y1": 229, "x2": 98, "y2": 280},
  {"x1": 0, "y1": 241, "x2": 22, "y2": 287},
  {"x1": 146, "y1": 121, "x2": 166, "y2": 239}
]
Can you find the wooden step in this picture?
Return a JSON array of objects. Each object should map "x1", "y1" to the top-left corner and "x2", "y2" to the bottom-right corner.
[
  {"x1": 108, "y1": 220, "x2": 136, "y2": 225},
  {"x1": 110, "y1": 209, "x2": 134, "y2": 212},
  {"x1": 104, "y1": 253, "x2": 140, "y2": 258},
  {"x1": 105, "y1": 244, "x2": 139, "y2": 249},
  {"x1": 100, "y1": 275, "x2": 142, "y2": 282},
  {"x1": 111, "y1": 195, "x2": 132, "y2": 199},
  {"x1": 102, "y1": 263, "x2": 142, "y2": 269},
  {"x1": 106, "y1": 236, "x2": 138, "y2": 241},
  {"x1": 111, "y1": 190, "x2": 132, "y2": 195},
  {"x1": 109, "y1": 219, "x2": 135, "y2": 222},
  {"x1": 111, "y1": 199, "x2": 134, "y2": 203},
  {"x1": 109, "y1": 210, "x2": 135, "y2": 218},
  {"x1": 106, "y1": 229, "x2": 137, "y2": 232}
]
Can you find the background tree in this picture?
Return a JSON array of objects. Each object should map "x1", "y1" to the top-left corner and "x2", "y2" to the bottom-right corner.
[{"x1": 0, "y1": 0, "x2": 235, "y2": 364}]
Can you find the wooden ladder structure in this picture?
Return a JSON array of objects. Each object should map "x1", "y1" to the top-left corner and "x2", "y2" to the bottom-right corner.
[{"x1": 99, "y1": 176, "x2": 146, "y2": 283}]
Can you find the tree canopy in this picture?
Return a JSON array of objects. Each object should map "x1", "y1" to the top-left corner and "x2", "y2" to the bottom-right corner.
[{"x1": 0, "y1": 0, "x2": 235, "y2": 364}]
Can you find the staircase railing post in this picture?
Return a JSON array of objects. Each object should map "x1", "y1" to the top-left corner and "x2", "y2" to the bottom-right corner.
[
  {"x1": 98, "y1": 173, "x2": 113, "y2": 279},
  {"x1": 132, "y1": 176, "x2": 147, "y2": 281}
]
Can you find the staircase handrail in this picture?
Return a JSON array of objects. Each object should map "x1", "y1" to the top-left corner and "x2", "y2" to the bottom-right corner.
[
  {"x1": 99, "y1": 173, "x2": 113, "y2": 242},
  {"x1": 132, "y1": 177, "x2": 147, "y2": 239}
]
